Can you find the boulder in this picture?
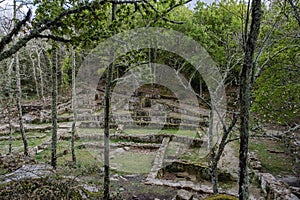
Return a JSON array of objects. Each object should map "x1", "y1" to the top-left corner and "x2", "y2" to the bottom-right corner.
[
  {"x1": 173, "y1": 189, "x2": 193, "y2": 200},
  {"x1": 0, "y1": 164, "x2": 54, "y2": 184}
]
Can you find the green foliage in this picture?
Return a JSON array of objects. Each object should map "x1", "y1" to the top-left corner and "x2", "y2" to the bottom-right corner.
[
  {"x1": 252, "y1": 1, "x2": 300, "y2": 125},
  {"x1": 161, "y1": 0, "x2": 245, "y2": 88},
  {"x1": 192, "y1": 0, "x2": 244, "y2": 81}
]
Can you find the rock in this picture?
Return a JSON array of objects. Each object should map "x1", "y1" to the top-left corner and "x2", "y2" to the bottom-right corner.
[
  {"x1": 110, "y1": 174, "x2": 119, "y2": 181},
  {"x1": 174, "y1": 189, "x2": 194, "y2": 200},
  {"x1": 124, "y1": 146, "x2": 130, "y2": 151},
  {"x1": 257, "y1": 172, "x2": 299, "y2": 200},
  {"x1": 116, "y1": 124, "x2": 124, "y2": 134},
  {"x1": 0, "y1": 164, "x2": 54, "y2": 184},
  {"x1": 278, "y1": 175, "x2": 300, "y2": 187},
  {"x1": 119, "y1": 176, "x2": 127, "y2": 181},
  {"x1": 114, "y1": 148, "x2": 125, "y2": 154}
]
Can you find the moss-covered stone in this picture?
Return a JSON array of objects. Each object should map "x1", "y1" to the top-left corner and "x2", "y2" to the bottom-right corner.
[
  {"x1": 0, "y1": 176, "x2": 84, "y2": 199},
  {"x1": 204, "y1": 194, "x2": 238, "y2": 200}
]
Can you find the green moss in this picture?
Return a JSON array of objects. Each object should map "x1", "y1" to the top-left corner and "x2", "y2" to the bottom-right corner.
[
  {"x1": 204, "y1": 194, "x2": 238, "y2": 200},
  {"x1": 111, "y1": 151, "x2": 156, "y2": 174},
  {"x1": 0, "y1": 176, "x2": 84, "y2": 199},
  {"x1": 249, "y1": 138, "x2": 294, "y2": 175},
  {"x1": 124, "y1": 128, "x2": 197, "y2": 137}
]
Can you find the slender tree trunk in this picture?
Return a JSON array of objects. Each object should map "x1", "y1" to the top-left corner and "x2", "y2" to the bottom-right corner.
[
  {"x1": 208, "y1": 108, "x2": 218, "y2": 194},
  {"x1": 208, "y1": 109, "x2": 214, "y2": 150},
  {"x1": 7, "y1": 59, "x2": 14, "y2": 155},
  {"x1": 103, "y1": 63, "x2": 114, "y2": 200},
  {"x1": 103, "y1": 3, "x2": 117, "y2": 199},
  {"x1": 51, "y1": 48, "x2": 58, "y2": 169},
  {"x1": 37, "y1": 50, "x2": 45, "y2": 104},
  {"x1": 211, "y1": 114, "x2": 237, "y2": 194},
  {"x1": 30, "y1": 53, "x2": 40, "y2": 98},
  {"x1": 239, "y1": 1, "x2": 262, "y2": 199},
  {"x1": 71, "y1": 47, "x2": 77, "y2": 164},
  {"x1": 7, "y1": 100, "x2": 13, "y2": 155},
  {"x1": 14, "y1": 0, "x2": 28, "y2": 156},
  {"x1": 211, "y1": 152, "x2": 218, "y2": 194},
  {"x1": 15, "y1": 52, "x2": 28, "y2": 156}
]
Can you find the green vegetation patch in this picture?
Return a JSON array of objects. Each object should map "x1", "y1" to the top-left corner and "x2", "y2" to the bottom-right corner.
[
  {"x1": 204, "y1": 194, "x2": 238, "y2": 200},
  {"x1": 111, "y1": 151, "x2": 156, "y2": 174},
  {"x1": 124, "y1": 128, "x2": 197, "y2": 138},
  {"x1": 0, "y1": 176, "x2": 86, "y2": 199},
  {"x1": 249, "y1": 138, "x2": 295, "y2": 175}
]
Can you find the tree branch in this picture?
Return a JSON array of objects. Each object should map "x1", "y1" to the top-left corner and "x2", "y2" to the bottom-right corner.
[
  {"x1": 145, "y1": 0, "x2": 192, "y2": 26},
  {"x1": 36, "y1": 34, "x2": 71, "y2": 43},
  {"x1": 0, "y1": 1, "x2": 106, "y2": 61},
  {"x1": 0, "y1": 9, "x2": 32, "y2": 53},
  {"x1": 287, "y1": 0, "x2": 300, "y2": 27}
]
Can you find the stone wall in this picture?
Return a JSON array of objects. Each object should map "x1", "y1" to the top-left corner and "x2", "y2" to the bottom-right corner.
[{"x1": 249, "y1": 152, "x2": 299, "y2": 199}]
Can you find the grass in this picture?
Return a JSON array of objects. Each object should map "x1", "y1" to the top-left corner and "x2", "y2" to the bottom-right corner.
[
  {"x1": 179, "y1": 147, "x2": 210, "y2": 164},
  {"x1": 35, "y1": 138, "x2": 155, "y2": 175},
  {"x1": 76, "y1": 128, "x2": 198, "y2": 138},
  {"x1": 204, "y1": 194, "x2": 238, "y2": 200},
  {"x1": 124, "y1": 128, "x2": 197, "y2": 138},
  {"x1": 35, "y1": 140, "x2": 98, "y2": 165},
  {"x1": 0, "y1": 131, "x2": 50, "y2": 155},
  {"x1": 110, "y1": 151, "x2": 156, "y2": 174},
  {"x1": 249, "y1": 138, "x2": 295, "y2": 175}
]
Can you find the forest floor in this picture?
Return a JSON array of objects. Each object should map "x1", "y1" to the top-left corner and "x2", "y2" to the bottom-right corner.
[{"x1": 0, "y1": 94, "x2": 299, "y2": 199}]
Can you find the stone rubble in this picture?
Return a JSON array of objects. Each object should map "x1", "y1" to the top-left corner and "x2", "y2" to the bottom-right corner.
[{"x1": 249, "y1": 151, "x2": 299, "y2": 200}]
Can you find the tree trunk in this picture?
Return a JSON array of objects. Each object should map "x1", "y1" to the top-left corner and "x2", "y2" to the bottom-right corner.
[
  {"x1": 30, "y1": 52, "x2": 40, "y2": 98},
  {"x1": 15, "y1": 52, "x2": 28, "y2": 156},
  {"x1": 7, "y1": 59, "x2": 14, "y2": 155},
  {"x1": 239, "y1": 0, "x2": 262, "y2": 199},
  {"x1": 211, "y1": 112, "x2": 237, "y2": 194},
  {"x1": 51, "y1": 48, "x2": 58, "y2": 169},
  {"x1": 37, "y1": 50, "x2": 45, "y2": 104},
  {"x1": 208, "y1": 107, "x2": 218, "y2": 193},
  {"x1": 211, "y1": 151, "x2": 219, "y2": 194},
  {"x1": 7, "y1": 100, "x2": 13, "y2": 155},
  {"x1": 103, "y1": 3, "x2": 117, "y2": 199},
  {"x1": 13, "y1": 0, "x2": 28, "y2": 156},
  {"x1": 71, "y1": 47, "x2": 77, "y2": 164},
  {"x1": 103, "y1": 63, "x2": 114, "y2": 200}
]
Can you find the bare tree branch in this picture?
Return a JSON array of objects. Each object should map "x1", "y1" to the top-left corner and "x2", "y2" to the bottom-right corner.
[
  {"x1": 36, "y1": 34, "x2": 71, "y2": 43},
  {"x1": 287, "y1": 0, "x2": 300, "y2": 27},
  {"x1": 0, "y1": 9, "x2": 32, "y2": 53}
]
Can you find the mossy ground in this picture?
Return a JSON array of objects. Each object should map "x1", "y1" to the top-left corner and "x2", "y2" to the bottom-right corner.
[
  {"x1": 249, "y1": 137, "x2": 296, "y2": 175},
  {"x1": 1, "y1": 127, "x2": 289, "y2": 199},
  {"x1": 203, "y1": 194, "x2": 238, "y2": 200}
]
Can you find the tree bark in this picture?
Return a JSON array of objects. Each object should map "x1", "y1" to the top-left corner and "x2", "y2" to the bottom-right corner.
[
  {"x1": 14, "y1": 0, "x2": 28, "y2": 156},
  {"x1": 239, "y1": 0, "x2": 262, "y2": 199},
  {"x1": 51, "y1": 47, "x2": 58, "y2": 169},
  {"x1": 211, "y1": 112, "x2": 237, "y2": 194},
  {"x1": 30, "y1": 52, "x2": 40, "y2": 98},
  {"x1": 71, "y1": 47, "x2": 77, "y2": 164},
  {"x1": 15, "y1": 52, "x2": 28, "y2": 156},
  {"x1": 37, "y1": 50, "x2": 45, "y2": 105},
  {"x1": 103, "y1": 3, "x2": 117, "y2": 199},
  {"x1": 7, "y1": 59, "x2": 14, "y2": 155},
  {"x1": 103, "y1": 61, "x2": 114, "y2": 200}
]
